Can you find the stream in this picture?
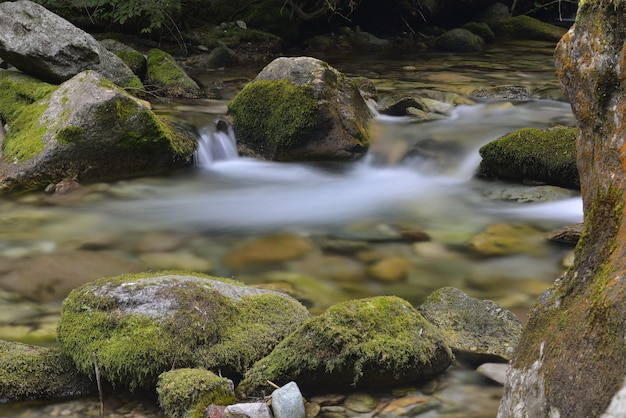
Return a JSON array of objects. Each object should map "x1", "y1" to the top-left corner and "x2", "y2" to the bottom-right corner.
[{"x1": 0, "y1": 39, "x2": 582, "y2": 417}]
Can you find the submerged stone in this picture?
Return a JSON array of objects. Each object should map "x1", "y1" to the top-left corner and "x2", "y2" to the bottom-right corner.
[
  {"x1": 237, "y1": 296, "x2": 453, "y2": 397},
  {"x1": 419, "y1": 287, "x2": 522, "y2": 364},
  {"x1": 57, "y1": 273, "x2": 310, "y2": 391}
]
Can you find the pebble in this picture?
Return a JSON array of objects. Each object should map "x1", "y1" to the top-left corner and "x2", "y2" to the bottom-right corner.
[{"x1": 343, "y1": 392, "x2": 377, "y2": 412}]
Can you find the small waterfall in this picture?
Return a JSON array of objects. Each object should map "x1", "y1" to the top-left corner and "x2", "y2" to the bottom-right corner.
[{"x1": 194, "y1": 120, "x2": 239, "y2": 167}]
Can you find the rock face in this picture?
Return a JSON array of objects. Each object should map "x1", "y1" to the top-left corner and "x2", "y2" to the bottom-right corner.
[
  {"x1": 57, "y1": 273, "x2": 310, "y2": 391},
  {"x1": 227, "y1": 56, "x2": 373, "y2": 162},
  {"x1": 0, "y1": 70, "x2": 196, "y2": 192},
  {"x1": 236, "y1": 296, "x2": 453, "y2": 397},
  {"x1": 0, "y1": 0, "x2": 138, "y2": 87},
  {"x1": 498, "y1": 3, "x2": 626, "y2": 417},
  {"x1": 419, "y1": 287, "x2": 522, "y2": 364}
]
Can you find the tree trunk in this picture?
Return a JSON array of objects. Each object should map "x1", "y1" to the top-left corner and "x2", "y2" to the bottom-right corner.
[{"x1": 498, "y1": 2, "x2": 626, "y2": 417}]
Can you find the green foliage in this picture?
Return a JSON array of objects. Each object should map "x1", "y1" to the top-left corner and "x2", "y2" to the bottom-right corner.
[{"x1": 37, "y1": 0, "x2": 181, "y2": 34}]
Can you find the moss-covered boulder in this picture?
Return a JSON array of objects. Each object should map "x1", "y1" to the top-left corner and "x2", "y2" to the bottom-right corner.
[
  {"x1": 146, "y1": 49, "x2": 203, "y2": 99},
  {"x1": 419, "y1": 287, "x2": 522, "y2": 364},
  {"x1": 236, "y1": 296, "x2": 453, "y2": 397},
  {"x1": 0, "y1": 70, "x2": 196, "y2": 193},
  {"x1": 100, "y1": 39, "x2": 147, "y2": 80},
  {"x1": 227, "y1": 56, "x2": 373, "y2": 162},
  {"x1": 0, "y1": 339, "x2": 95, "y2": 402},
  {"x1": 491, "y1": 15, "x2": 567, "y2": 42},
  {"x1": 476, "y1": 126, "x2": 579, "y2": 189},
  {"x1": 157, "y1": 368, "x2": 236, "y2": 418},
  {"x1": 57, "y1": 273, "x2": 310, "y2": 391},
  {"x1": 434, "y1": 28, "x2": 486, "y2": 52}
]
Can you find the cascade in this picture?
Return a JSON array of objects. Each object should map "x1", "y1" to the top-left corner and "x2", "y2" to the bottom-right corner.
[{"x1": 194, "y1": 119, "x2": 239, "y2": 166}]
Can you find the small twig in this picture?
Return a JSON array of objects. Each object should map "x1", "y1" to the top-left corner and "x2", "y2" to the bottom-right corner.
[
  {"x1": 267, "y1": 380, "x2": 281, "y2": 390},
  {"x1": 93, "y1": 351, "x2": 104, "y2": 418}
]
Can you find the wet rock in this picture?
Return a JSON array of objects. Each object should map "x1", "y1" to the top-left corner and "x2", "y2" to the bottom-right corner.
[
  {"x1": 477, "y1": 362, "x2": 508, "y2": 385},
  {"x1": 0, "y1": 1, "x2": 139, "y2": 87},
  {"x1": 466, "y1": 222, "x2": 546, "y2": 257},
  {"x1": 545, "y1": 223, "x2": 583, "y2": 245},
  {"x1": 462, "y1": 22, "x2": 495, "y2": 43},
  {"x1": 476, "y1": 125, "x2": 578, "y2": 189},
  {"x1": 419, "y1": 287, "x2": 522, "y2": 363},
  {"x1": 146, "y1": 48, "x2": 204, "y2": 98},
  {"x1": 367, "y1": 256, "x2": 413, "y2": 282},
  {"x1": 100, "y1": 39, "x2": 147, "y2": 80},
  {"x1": 377, "y1": 95, "x2": 426, "y2": 116},
  {"x1": 0, "y1": 339, "x2": 95, "y2": 402},
  {"x1": 225, "y1": 232, "x2": 314, "y2": 270},
  {"x1": 57, "y1": 273, "x2": 310, "y2": 390},
  {"x1": 491, "y1": 15, "x2": 567, "y2": 42},
  {"x1": 271, "y1": 381, "x2": 306, "y2": 418},
  {"x1": 139, "y1": 251, "x2": 213, "y2": 272},
  {"x1": 228, "y1": 56, "x2": 373, "y2": 162},
  {"x1": 377, "y1": 396, "x2": 439, "y2": 417},
  {"x1": 0, "y1": 250, "x2": 143, "y2": 302},
  {"x1": 157, "y1": 368, "x2": 236, "y2": 418},
  {"x1": 237, "y1": 296, "x2": 453, "y2": 396},
  {"x1": 343, "y1": 392, "x2": 376, "y2": 412},
  {"x1": 470, "y1": 85, "x2": 530, "y2": 101},
  {"x1": 478, "y1": 184, "x2": 577, "y2": 203},
  {"x1": 0, "y1": 70, "x2": 196, "y2": 193},
  {"x1": 224, "y1": 402, "x2": 272, "y2": 418},
  {"x1": 435, "y1": 28, "x2": 486, "y2": 52}
]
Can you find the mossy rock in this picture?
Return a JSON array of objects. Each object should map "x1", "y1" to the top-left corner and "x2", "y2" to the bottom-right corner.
[
  {"x1": 491, "y1": 15, "x2": 567, "y2": 42},
  {"x1": 0, "y1": 339, "x2": 95, "y2": 402},
  {"x1": 462, "y1": 21, "x2": 495, "y2": 43},
  {"x1": 0, "y1": 70, "x2": 196, "y2": 192},
  {"x1": 227, "y1": 57, "x2": 372, "y2": 162},
  {"x1": 419, "y1": 287, "x2": 522, "y2": 364},
  {"x1": 476, "y1": 125, "x2": 579, "y2": 189},
  {"x1": 146, "y1": 49, "x2": 203, "y2": 98},
  {"x1": 434, "y1": 28, "x2": 486, "y2": 52},
  {"x1": 57, "y1": 272, "x2": 310, "y2": 391},
  {"x1": 0, "y1": 70, "x2": 56, "y2": 124},
  {"x1": 157, "y1": 368, "x2": 236, "y2": 418},
  {"x1": 236, "y1": 296, "x2": 453, "y2": 397}
]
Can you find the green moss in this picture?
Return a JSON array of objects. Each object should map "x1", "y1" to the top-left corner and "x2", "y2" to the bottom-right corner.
[
  {"x1": 57, "y1": 272, "x2": 308, "y2": 391},
  {"x1": 491, "y1": 15, "x2": 567, "y2": 41},
  {"x1": 114, "y1": 50, "x2": 146, "y2": 76},
  {"x1": 0, "y1": 72, "x2": 56, "y2": 124},
  {"x1": 157, "y1": 369, "x2": 236, "y2": 418},
  {"x1": 56, "y1": 126, "x2": 86, "y2": 143},
  {"x1": 1, "y1": 98, "x2": 51, "y2": 162},
  {"x1": 227, "y1": 79, "x2": 321, "y2": 156},
  {"x1": 0, "y1": 340, "x2": 94, "y2": 401},
  {"x1": 146, "y1": 49, "x2": 200, "y2": 98},
  {"x1": 476, "y1": 126, "x2": 578, "y2": 189},
  {"x1": 237, "y1": 296, "x2": 452, "y2": 396}
]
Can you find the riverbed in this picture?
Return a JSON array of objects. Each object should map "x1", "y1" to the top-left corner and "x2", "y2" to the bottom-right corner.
[{"x1": 0, "y1": 39, "x2": 580, "y2": 417}]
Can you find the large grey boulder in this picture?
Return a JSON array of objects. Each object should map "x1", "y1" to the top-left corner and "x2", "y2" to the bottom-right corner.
[
  {"x1": 0, "y1": 70, "x2": 196, "y2": 192},
  {"x1": 0, "y1": 0, "x2": 139, "y2": 87},
  {"x1": 57, "y1": 273, "x2": 311, "y2": 391},
  {"x1": 419, "y1": 287, "x2": 522, "y2": 364},
  {"x1": 237, "y1": 296, "x2": 453, "y2": 397},
  {"x1": 227, "y1": 56, "x2": 374, "y2": 162}
]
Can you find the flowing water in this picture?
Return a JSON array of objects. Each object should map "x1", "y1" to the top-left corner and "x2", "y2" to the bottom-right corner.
[{"x1": 0, "y1": 39, "x2": 582, "y2": 417}]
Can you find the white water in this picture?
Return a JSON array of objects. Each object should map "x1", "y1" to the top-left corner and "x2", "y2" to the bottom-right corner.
[{"x1": 114, "y1": 100, "x2": 582, "y2": 233}]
